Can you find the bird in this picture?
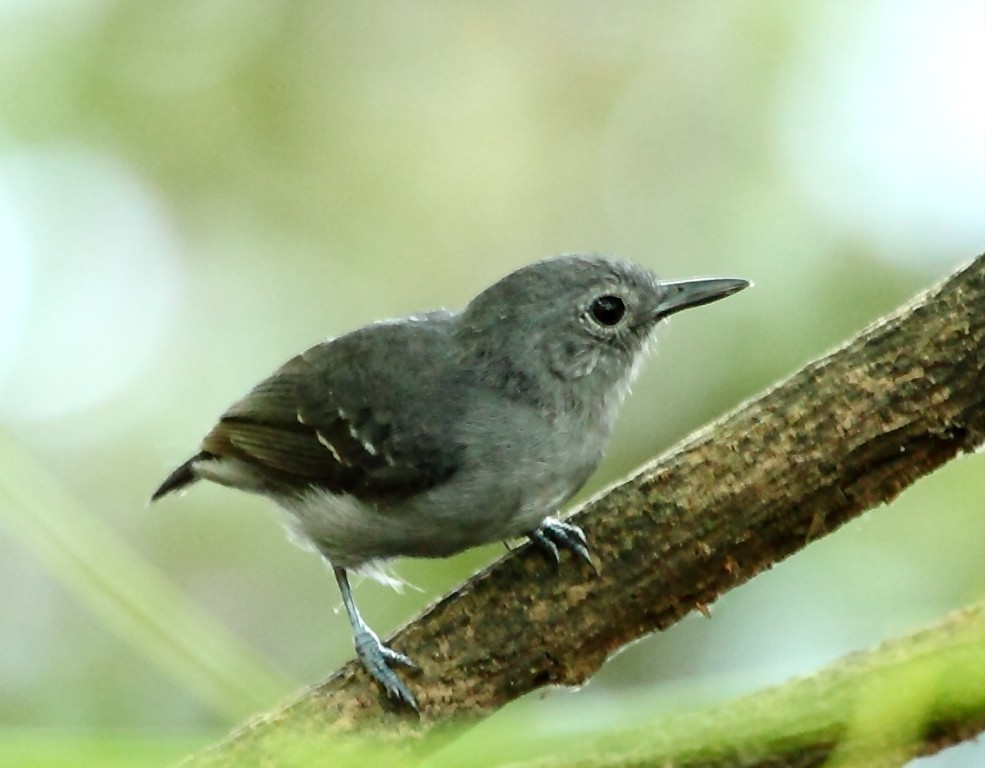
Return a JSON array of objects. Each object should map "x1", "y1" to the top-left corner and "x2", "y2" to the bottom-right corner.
[{"x1": 152, "y1": 254, "x2": 749, "y2": 711}]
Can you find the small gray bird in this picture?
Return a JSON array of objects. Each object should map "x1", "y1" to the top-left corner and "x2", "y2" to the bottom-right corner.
[{"x1": 152, "y1": 255, "x2": 748, "y2": 710}]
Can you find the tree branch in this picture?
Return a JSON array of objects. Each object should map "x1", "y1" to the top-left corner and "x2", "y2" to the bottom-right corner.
[{"x1": 184, "y1": 255, "x2": 984, "y2": 766}]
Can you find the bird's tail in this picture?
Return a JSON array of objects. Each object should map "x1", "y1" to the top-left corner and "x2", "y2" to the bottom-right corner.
[{"x1": 151, "y1": 454, "x2": 206, "y2": 501}]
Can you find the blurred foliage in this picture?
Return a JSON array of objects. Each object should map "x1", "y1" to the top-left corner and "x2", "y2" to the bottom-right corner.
[
  {"x1": 0, "y1": 731, "x2": 195, "y2": 768},
  {"x1": 0, "y1": 1, "x2": 982, "y2": 766},
  {"x1": 0, "y1": 432, "x2": 296, "y2": 721}
]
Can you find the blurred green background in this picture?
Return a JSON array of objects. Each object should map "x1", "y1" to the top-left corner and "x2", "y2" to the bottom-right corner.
[{"x1": 1, "y1": 1, "x2": 983, "y2": 766}]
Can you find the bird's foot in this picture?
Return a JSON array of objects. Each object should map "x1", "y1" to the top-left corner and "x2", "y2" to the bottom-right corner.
[
  {"x1": 528, "y1": 518, "x2": 599, "y2": 573},
  {"x1": 353, "y1": 626, "x2": 420, "y2": 712}
]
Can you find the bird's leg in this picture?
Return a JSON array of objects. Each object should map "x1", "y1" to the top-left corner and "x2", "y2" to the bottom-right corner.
[
  {"x1": 331, "y1": 566, "x2": 420, "y2": 712},
  {"x1": 528, "y1": 518, "x2": 599, "y2": 573}
]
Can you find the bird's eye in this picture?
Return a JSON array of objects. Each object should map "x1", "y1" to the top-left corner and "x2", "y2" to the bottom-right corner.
[{"x1": 588, "y1": 295, "x2": 626, "y2": 327}]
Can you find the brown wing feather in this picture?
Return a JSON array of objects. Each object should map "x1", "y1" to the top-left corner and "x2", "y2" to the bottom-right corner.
[
  {"x1": 206, "y1": 420, "x2": 340, "y2": 477},
  {"x1": 199, "y1": 347, "x2": 460, "y2": 502}
]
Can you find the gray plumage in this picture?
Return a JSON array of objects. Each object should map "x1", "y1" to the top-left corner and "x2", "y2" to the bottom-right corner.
[{"x1": 152, "y1": 254, "x2": 749, "y2": 710}]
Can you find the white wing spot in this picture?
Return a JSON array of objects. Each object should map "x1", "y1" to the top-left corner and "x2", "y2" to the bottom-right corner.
[
  {"x1": 337, "y1": 405, "x2": 378, "y2": 457},
  {"x1": 296, "y1": 409, "x2": 306, "y2": 425},
  {"x1": 315, "y1": 431, "x2": 344, "y2": 464}
]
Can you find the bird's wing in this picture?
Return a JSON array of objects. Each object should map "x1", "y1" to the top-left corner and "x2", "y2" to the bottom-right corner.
[{"x1": 200, "y1": 323, "x2": 463, "y2": 502}]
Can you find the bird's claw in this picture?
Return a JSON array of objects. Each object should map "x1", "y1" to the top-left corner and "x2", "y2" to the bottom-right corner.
[
  {"x1": 353, "y1": 627, "x2": 420, "y2": 712},
  {"x1": 529, "y1": 518, "x2": 599, "y2": 573}
]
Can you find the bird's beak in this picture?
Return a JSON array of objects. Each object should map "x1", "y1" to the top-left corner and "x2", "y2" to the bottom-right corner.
[{"x1": 653, "y1": 277, "x2": 750, "y2": 320}]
